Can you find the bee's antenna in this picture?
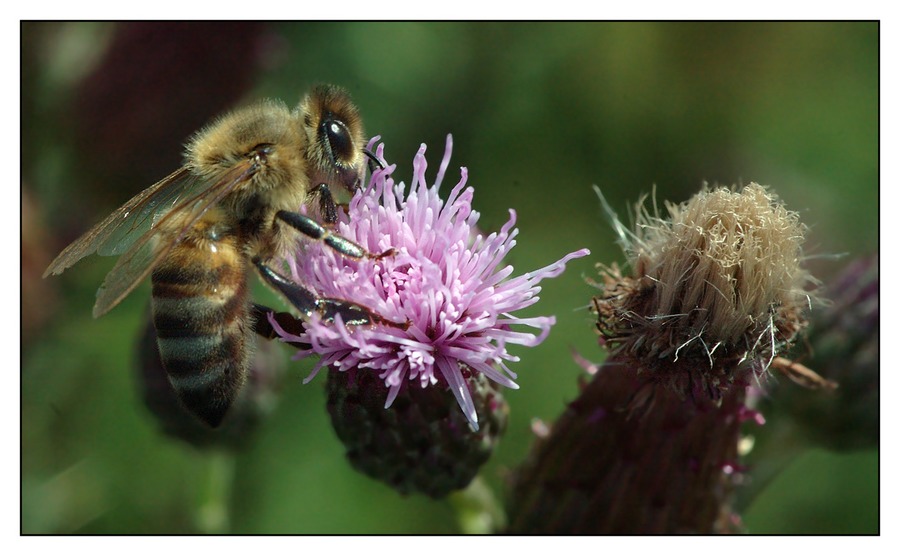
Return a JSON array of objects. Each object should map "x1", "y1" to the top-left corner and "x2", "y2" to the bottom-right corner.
[{"x1": 364, "y1": 149, "x2": 385, "y2": 173}]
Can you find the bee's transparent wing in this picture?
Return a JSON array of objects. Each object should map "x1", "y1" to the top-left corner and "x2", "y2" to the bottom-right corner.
[
  {"x1": 44, "y1": 161, "x2": 260, "y2": 317},
  {"x1": 97, "y1": 170, "x2": 201, "y2": 257},
  {"x1": 91, "y1": 160, "x2": 260, "y2": 317},
  {"x1": 43, "y1": 167, "x2": 195, "y2": 276}
]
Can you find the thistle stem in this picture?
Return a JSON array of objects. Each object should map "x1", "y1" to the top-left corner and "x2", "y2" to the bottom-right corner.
[
  {"x1": 507, "y1": 355, "x2": 745, "y2": 534},
  {"x1": 450, "y1": 475, "x2": 507, "y2": 534},
  {"x1": 194, "y1": 451, "x2": 236, "y2": 534},
  {"x1": 735, "y1": 416, "x2": 809, "y2": 512}
]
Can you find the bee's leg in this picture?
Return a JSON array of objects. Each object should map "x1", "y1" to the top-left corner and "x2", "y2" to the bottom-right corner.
[
  {"x1": 251, "y1": 303, "x2": 303, "y2": 340},
  {"x1": 309, "y1": 183, "x2": 341, "y2": 226},
  {"x1": 251, "y1": 303, "x2": 310, "y2": 347},
  {"x1": 253, "y1": 258, "x2": 380, "y2": 326},
  {"x1": 275, "y1": 209, "x2": 394, "y2": 260}
]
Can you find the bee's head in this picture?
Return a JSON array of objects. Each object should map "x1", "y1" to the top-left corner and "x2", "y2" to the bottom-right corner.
[{"x1": 298, "y1": 84, "x2": 366, "y2": 194}]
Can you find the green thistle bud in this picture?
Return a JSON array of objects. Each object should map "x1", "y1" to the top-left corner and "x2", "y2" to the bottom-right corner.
[
  {"x1": 326, "y1": 365, "x2": 508, "y2": 498},
  {"x1": 767, "y1": 255, "x2": 879, "y2": 451}
]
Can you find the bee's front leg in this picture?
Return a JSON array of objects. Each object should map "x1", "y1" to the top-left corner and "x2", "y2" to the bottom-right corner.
[
  {"x1": 309, "y1": 183, "x2": 341, "y2": 226},
  {"x1": 313, "y1": 152, "x2": 383, "y2": 211},
  {"x1": 274, "y1": 209, "x2": 394, "y2": 260}
]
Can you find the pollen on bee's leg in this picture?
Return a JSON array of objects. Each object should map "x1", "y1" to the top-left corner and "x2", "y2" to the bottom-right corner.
[
  {"x1": 316, "y1": 299, "x2": 373, "y2": 326},
  {"x1": 317, "y1": 298, "x2": 410, "y2": 330}
]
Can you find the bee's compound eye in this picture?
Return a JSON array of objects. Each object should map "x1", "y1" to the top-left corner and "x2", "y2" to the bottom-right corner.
[
  {"x1": 321, "y1": 118, "x2": 353, "y2": 166},
  {"x1": 250, "y1": 143, "x2": 274, "y2": 164}
]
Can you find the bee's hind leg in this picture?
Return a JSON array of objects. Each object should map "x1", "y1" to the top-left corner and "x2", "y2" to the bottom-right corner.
[
  {"x1": 274, "y1": 209, "x2": 394, "y2": 260},
  {"x1": 251, "y1": 303, "x2": 309, "y2": 346},
  {"x1": 253, "y1": 258, "x2": 377, "y2": 326}
]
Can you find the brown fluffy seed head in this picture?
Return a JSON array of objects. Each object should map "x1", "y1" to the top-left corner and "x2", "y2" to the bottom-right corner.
[{"x1": 593, "y1": 184, "x2": 813, "y2": 400}]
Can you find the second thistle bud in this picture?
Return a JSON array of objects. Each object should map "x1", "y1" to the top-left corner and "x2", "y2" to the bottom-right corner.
[
  {"x1": 508, "y1": 183, "x2": 817, "y2": 534},
  {"x1": 326, "y1": 366, "x2": 509, "y2": 498}
]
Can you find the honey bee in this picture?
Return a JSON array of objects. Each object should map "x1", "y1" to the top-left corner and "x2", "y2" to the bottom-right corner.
[{"x1": 44, "y1": 85, "x2": 399, "y2": 428}]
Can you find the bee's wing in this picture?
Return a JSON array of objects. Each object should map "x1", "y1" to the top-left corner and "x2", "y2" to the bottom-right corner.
[
  {"x1": 45, "y1": 161, "x2": 260, "y2": 317},
  {"x1": 92, "y1": 160, "x2": 261, "y2": 317},
  {"x1": 43, "y1": 167, "x2": 196, "y2": 276}
]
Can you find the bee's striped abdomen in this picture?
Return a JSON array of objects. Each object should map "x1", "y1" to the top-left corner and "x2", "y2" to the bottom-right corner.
[{"x1": 150, "y1": 222, "x2": 251, "y2": 428}]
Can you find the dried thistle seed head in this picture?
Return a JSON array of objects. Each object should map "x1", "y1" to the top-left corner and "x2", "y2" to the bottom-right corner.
[{"x1": 594, "y1": 184, "x2": 813, "y2": 400}]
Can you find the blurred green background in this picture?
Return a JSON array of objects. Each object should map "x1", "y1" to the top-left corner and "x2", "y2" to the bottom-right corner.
[{"x1": 21, "y1": 22, "x2": 877, "y2": 534}]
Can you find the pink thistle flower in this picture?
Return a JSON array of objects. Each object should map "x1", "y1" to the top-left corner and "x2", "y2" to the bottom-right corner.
[{"x1": 271, "y1": 135, "x2": 589, "y2": 431}]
